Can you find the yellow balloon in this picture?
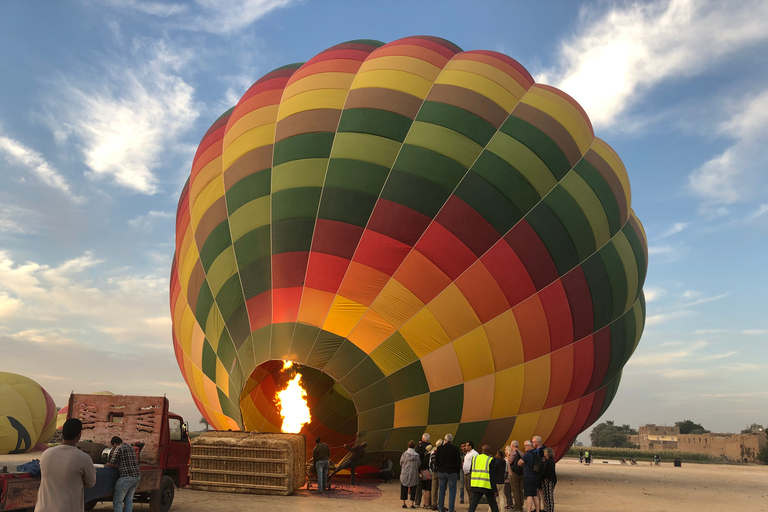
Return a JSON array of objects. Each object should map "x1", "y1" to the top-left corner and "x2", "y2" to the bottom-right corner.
[{"x1": 0, "y1": 372, "x2": 57, "y2": 454}]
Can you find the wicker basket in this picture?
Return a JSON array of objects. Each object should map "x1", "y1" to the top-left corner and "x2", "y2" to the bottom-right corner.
[{"x1": 190, "y1": 432, "x2": 305, "y2": 496}]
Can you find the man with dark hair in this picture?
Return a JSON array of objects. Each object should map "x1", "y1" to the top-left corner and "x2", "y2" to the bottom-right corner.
[
  {"x1": 330, "y1": 440, "x2": 367, "y2": 484},
  {"x1": 313, "y1": 436, "x2": 330, "y2": 492},
  {"x1": 36, "y1": 418, "x2": 96, "y2": 512},
  {"x1": 435, "y1": 433, "x2": 461, "y2": 512},
  {"x1": 106, "y1": 435, "x2": 141, "y2": 512},
  {"x1": 462, "y1": 441, "x2": 478, "y2": 504}
]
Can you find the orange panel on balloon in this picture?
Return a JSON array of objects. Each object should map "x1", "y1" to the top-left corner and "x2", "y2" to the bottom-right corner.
[
  {"x1": 393, "y1": 249, "x2": 452, "y2": 305},
  {"x1": 337, "y1": 261, "x2": 390, "y2": 307},
  {"x1": 513, "y1": 296, "x2": 551, "y2": 362}
]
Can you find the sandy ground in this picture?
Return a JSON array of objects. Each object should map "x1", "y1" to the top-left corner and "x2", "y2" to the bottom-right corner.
[
  {"x1": 85, "y1": 458, "x2": 766, "y2": 512},
  {"x1": 5, "y1": 454, "x2": 767, "y2": 512}
]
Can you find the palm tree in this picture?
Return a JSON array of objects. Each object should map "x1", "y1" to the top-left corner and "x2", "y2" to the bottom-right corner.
[{"x1": 199, "y1": 417, "x2": 210, "y2": 431}]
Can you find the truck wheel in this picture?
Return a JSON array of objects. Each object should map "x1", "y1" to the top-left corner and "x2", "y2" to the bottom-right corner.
[
  {"x1": 149, "y1": 475, "x2": 175, "y2": 512},
  {"x1": 84, "y1": 500, "x2": 98, "y2": 511}
]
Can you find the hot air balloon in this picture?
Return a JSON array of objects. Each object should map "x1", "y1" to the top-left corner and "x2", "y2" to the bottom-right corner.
[
  {"x1": 0, "y1": 372, "x2": 57, "y2": 454},
  {"x1": 171, "y1": 36, "x2": 648, "y2": 461}
]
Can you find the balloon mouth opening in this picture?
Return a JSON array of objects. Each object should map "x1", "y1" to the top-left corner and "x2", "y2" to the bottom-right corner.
[{"x1": 239, "y1": 360, "x2": 359, "y2": 458}]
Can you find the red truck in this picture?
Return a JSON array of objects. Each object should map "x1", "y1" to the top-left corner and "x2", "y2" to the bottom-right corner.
[{"x1": 0, "y1": 393, "x2": 190, "y2": 512}]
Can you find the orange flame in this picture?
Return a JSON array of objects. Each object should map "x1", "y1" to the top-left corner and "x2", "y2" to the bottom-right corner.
[{"x1": 276, "y1": 361, "x2": 311, "y2": 433}]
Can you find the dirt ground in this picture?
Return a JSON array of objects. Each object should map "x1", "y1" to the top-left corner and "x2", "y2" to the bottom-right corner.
[{"x1": 84, "y1": 457, "x2": 768, "y2": 512}]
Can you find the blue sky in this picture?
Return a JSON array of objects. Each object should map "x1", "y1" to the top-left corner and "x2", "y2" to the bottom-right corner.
[{"x1": 1, "y1": 0, "x2": 767, "y2": 441}]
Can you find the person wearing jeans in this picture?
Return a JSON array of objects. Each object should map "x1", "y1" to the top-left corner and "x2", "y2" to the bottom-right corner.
[
  {"x1": 106, "y1": 436, "x2": 141, "y2": 512},
  {"x1": 435, "y1": 433, "x2": 462, "y2": 512},
  {"x1": 113, "y1": 475, "x2": 141, "y2": 512},
  {"x1": 313, "y1": 436, "x2": 330, "y2": 492}
]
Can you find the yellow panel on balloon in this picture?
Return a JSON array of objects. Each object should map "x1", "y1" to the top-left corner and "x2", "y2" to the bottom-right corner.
[
  {"x1": 190, "y1": 176, "x2": 225, "y2": 229},
  {"x1": 427, "y1": 283, "x2": 482, "y2": 341},
  {"x1": 452, "y1": 327, "x2": 494, "y2": 381},
  {"x1": 371, "y1": 278, "x2": 425, "y2": 329},
  {"x1": 400, "y1": 308, "x2": 452, "y2": 357},
  {"x1": 351, "y1": 69, "x2": 433, "y2": 99},
  {"x1": 441, "y1": 59, "x2": 528, "y2": 105},
  {"x1": 484, "y1": 310, "x2": 525, "y2": 372},
  {"x1": 518, "y1": 356, "x2": 551, "y2": 415},
  {"x1": 222, "y1": 105, "x2": 279, "y2": 149},
  {"x1": 222, "y1": 123, "x2": 276, "y2": 170},
  {"x1": 393, "y1": 393, "x2": 430, "y2": 428},
  {"x1": 215, "y1": 359, "x2": 230, "y2": 397},
  {"x1": 357, "y1": 55, "x2": 441, "y2": 82},
  {"x1": 281, "y1": 72, "x2": 356, "y2": 101},
  {"x1": 592, "y1": 138, "x2": 631, "y2": 213},
  {"x1": 491, "y1": 365, "x2": 524, "y2": 419},
  {"x1": 322, "y1": 295, "x2": 367, "y2": 338},
  {"x1": 521, "y1": 86, "x2": 593, "y2": 155},
  {"x1": 532, "y1": 405, "x2": 562, "y2": 442},
  {"x1": 507, "y1": 411, "x2": 541, "y2": 447},
  {"x1": 277, "y1": 89, "x2": 348, "y2": 121}
]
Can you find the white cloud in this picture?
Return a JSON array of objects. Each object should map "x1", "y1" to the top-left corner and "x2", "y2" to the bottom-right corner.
[
  {"x1": 129, "y1": 210, "x2": 174, "y2": 229},
  {"x1": 648, "y1": 245, "x2": 671, "y2": 255},
  {"x1": 659, "y1": 222, "x2": 688, "y2": 238},
  {"x1": 55, "y1": 40, "x2": 199, "y2": 194},
  {"x1": 189, "y1": 0, "x2": 297, "y2": 34},
  {"x1": 747, "y1": 204, "x2": 768, "y2": 221},
  {"x1": 646, "y1": 309, "x2": 691, "y2": 326},
  {"x1": 694, "y1": 329, "x2": 727, "y2": 335},
  {"x1": 0, "y1": 292, "x2": 22, "y2": 318},
  {"x1": 93, "y1": 0, "x2": 188, "y2": 17},
  {"x1": 681, "y1": 290, "x2": 701, "y2": 300},
  {"x1": 741, "y1": 329, "x2": 768, "y2": 336},
  {"x1": 9, "y1": 328, "x2": 83, "y2": 346},
  {"x1": 0, "y1": 250, "x2": 170, "y2": 346},
  {"x1": 540, "y1": 0, "x2": 768, "y2": 128},
  {"x1": 0, "y1": 205, "x2": 35, "y2": 234},
  {"x1": 680, "y1": 292, "x2": 728, "y2": 308},
  {"x1": 0, "y1": 134, "x2": 82, "y2": 201},
  {"x1": 643, "y1": 287, "x2": 664, "y2": 303},
  {"x1": 689, "y1": 89, "x2": 768, "y2": 209},
  {"x1": 95, "y1": 0, "x2": 297, "y2": 34}
]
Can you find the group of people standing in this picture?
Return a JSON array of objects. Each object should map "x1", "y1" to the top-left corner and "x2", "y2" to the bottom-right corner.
[{"x1": 399, "y1": 433, "x2": 557, "y2": 512}]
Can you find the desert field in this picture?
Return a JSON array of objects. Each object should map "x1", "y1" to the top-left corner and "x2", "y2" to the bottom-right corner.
[{"x1": 85, "y1": 457, "x2": 768, "y2": 512}]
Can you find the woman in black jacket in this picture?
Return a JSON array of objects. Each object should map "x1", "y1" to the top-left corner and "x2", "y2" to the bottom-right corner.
[
  {"x1": 541, "y1": 447, "x2": 557, "y2": 512},
  {"x1": 491, "y1": 449, "x2": 508, "y2": 510}
]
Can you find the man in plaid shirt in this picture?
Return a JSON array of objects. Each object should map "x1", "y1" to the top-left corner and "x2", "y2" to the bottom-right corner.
[{"x1": 106, "y1": 436, "x2": 141, "y2": 512}]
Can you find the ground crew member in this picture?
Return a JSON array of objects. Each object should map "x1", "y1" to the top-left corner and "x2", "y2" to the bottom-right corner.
[{"x1": 467, "y1": 445, "x2": 500, "y2": 512}]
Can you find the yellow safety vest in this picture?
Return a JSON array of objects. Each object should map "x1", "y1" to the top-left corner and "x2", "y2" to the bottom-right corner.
[{"x1": 469, "y1": 453, "x2": 493, "y2": 490}]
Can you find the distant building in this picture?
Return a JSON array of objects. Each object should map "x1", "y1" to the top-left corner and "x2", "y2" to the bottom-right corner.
[
  {"x1": 637, "y1": 425, "x2": 679, "y2": 450},
  {"x1": 677, "y1": 433, "x2": 766, "y2": 462},
  {"x1": 637, "y1": 424, "x2": 767, "y2": 462}
]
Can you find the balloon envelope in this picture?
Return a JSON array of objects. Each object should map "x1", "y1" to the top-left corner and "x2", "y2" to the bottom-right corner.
[
  {"x1": 171, "y1": 36, "x2": 648, "y2": 460},
  {"x1": 0, "y1": 372, "x2": 57, "y2": 454}
]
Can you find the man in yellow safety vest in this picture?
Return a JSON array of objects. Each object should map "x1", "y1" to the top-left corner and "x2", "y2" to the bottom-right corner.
[{"x1": 467, "y1": 445, "x2": 500, "y2": 512}]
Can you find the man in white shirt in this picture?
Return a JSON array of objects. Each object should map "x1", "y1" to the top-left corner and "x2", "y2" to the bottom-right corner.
[
  {"x1": 36, "y1": 418, "x2": 96, "y2": 512},
  {"x1": 462, "y1": 441, "x2": 478, "y2": 504}
]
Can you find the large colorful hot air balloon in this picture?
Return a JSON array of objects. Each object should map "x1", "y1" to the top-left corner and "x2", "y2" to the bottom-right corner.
[
  {"x1": 0, "y1": 372, "x2": 57, "y2": 454},
  {"x1": 171, "y1": 36, "x2": 647, "y2": 461}
]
